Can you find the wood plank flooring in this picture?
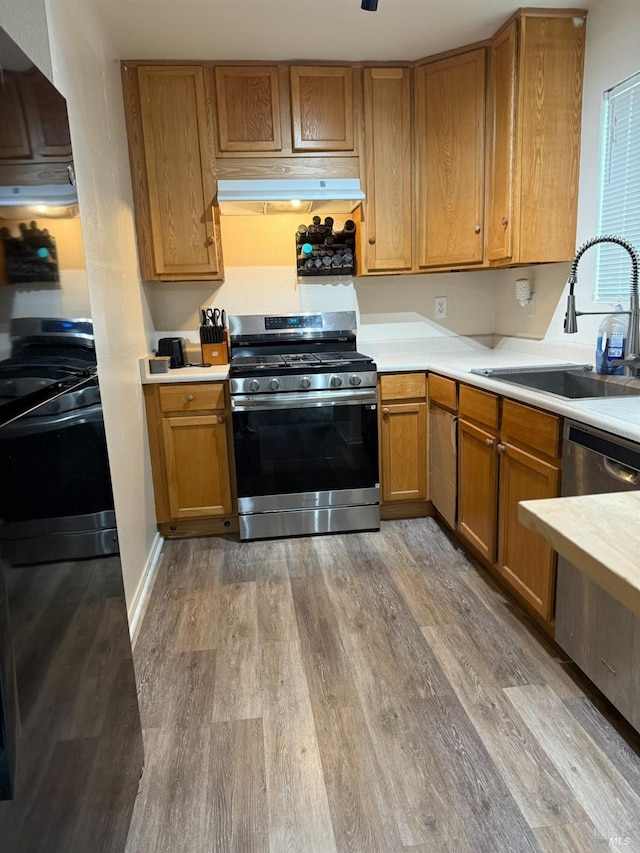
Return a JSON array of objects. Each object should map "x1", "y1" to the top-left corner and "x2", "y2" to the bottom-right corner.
[{"x1": 126, "y1": 519, "x2": 640, "y2": 853}]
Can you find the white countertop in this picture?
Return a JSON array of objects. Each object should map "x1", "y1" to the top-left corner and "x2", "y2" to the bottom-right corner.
[
  {"x1": 140, "y1": 358, "x2": 229, "y2": 383},
  {"x1": 519, "y1": 493, "x2": 640, "y2": 615},
  {"x1": 140, "y1": 338, "x2": 640, "y2": 443}
]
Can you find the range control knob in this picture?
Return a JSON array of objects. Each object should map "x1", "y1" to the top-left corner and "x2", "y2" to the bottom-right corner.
[
  {"x1": 330, "y1": 375, "x2": 343, "y2": 388},
  {"x1": 349, "y1": 374, "x2": 362, "y2": 386},
  {"x1": 268, "y1": 378, "x2": 280, "y2": 391},
  {"x1": 247, "y1": 379, "x2": 260, "y2": 392},
  {"x1": 300, "y1": 376, "x2": 312, "y2": 389}
]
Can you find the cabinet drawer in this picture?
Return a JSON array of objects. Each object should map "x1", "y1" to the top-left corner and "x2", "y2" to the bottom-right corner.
[
  {"x1": 159, "y1": 383, "x2": 225, "y2": 413},
  {"x1": 428, "y1": 374, "x2": 457, "y2": 411},
  {"x1": 380, "y1": 373, "x2": 426, "y2": 401},
  {"x1": 501, "y1": 399, "x2": 561, "y2": 459},
  {"x1": 459, "y1": 384, "x2": 499, "y2": 430}
]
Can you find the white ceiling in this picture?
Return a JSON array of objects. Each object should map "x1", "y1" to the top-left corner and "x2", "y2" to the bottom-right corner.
[{"x1": 89, "y1": 0, "x2": 599, "y2": 62}]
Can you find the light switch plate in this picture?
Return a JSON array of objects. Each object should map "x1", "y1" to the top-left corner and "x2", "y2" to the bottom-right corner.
[{"x1": 435, "y1": 296, "x2": 448, "y2": 319}]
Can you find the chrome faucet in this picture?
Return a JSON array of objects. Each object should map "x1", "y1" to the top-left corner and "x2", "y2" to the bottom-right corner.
[{"x1": 564, "y1": 235, "x2": 640, "y2": 376}]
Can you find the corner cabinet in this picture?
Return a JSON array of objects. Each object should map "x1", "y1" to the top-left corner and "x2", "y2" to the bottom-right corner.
[
  {"x1": 379, "y1": 373, "x2": 428, "y2": 515},
  {"x1": 486, "y1": 11, "x2": 587, "y2": 265},
  {"x1": 414, "y1": 48, "x2": 486, "y2": 270},
  {"x1": 361, "y1": 68, "x2": 413, "y2": 273},
  {"x1": 143, "y1": 382, "x2": 237, "y2": 538},
  {"x1": 121, "y1": 64, "x2": 224, "y2": 282}
]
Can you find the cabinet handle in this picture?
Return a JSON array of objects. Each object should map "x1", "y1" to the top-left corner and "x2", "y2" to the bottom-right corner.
[
  {"x1": 217, "y1": 414, "x2": 226, "y2": 424},
  {"x1": 368, "y1": 236, "x2": 376, "y2": 245},
  {"x1": 186, "y1": 394, "x2": 194, "y2": 401},
  {"x1": 501, "y1": 217, "x2": 509, "y2": 227},
  {"x1": 484, "y1": 438, "x2": 494, "y2": 446},
  {"x1": 497, "y1": 443, "x2": 506, "y2": 454},
  {"x1": 205, "y1": 236, "x2": 214, "y2": 247},
  {"x1": 382, "y1": 407, "x2": 390, "y2": 416},
  {"x1": 474, "y1": 225, "x2": 481, "y2": 234}
]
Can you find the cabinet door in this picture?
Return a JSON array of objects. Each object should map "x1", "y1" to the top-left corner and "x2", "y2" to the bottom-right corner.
[
  {"x1": 516, "y1": 14, "x2": 585, "y2": 264},
  {"x1": 162, "y1": 414, "x2": 232, "y2": 519},
  {"x1": 362, "y1": 68, "x2": 412, "y2": 272},
  {"x1": 486, "y1": 21, "x2": 517, "y2": 262},
  {"x1": 429, "y1": 404, "x2": 457, "y2": 528},
  {"x1": 415, "y1": 49, "x2": 486, "y2": 268},
  {"x1": 214, "y1": 66, "x2": 282, "y2": 153},
  {"x1": 290, "y1": 66, "x2": 355, "y2": 152},
  {"x1": 497, "y1": 441, "x2": 560, "y2": 620},
  {"x1": 0, "y1": 73, "x2": 32, "y2": 159},
  {"x1": 136, "y1": 66, "x2": 223, "y2": 280},
  {"x1": 457, "y1": 419, "x2": 498, "y2": 562},
  {"x1": 380, "y1": 401, "x2": 427, "y2": 502}
]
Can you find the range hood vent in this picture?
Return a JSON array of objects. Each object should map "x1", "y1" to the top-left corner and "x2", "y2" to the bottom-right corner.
[
  {"x1": 0, "y1": 184, "x2": 78, "y2": 208},
  {"x1": 216, "y1": 178, "x2": 364, "y2": 215}
]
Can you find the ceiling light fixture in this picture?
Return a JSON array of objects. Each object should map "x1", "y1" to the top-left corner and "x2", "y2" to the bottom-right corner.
[{"x1": 361, "y1": 0, "x2": 378, "y2": 10}]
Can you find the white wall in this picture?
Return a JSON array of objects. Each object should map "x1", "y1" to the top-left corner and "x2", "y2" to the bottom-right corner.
[
  {"x1": 0, "y1": 0, "x2": 52, "y2": 81},
  {"x1": 44, "y1": 0, "x2": 158, "y2": 614},
  {"x1": 495, "y1": 0, "x2": 640, "y2": 353}
]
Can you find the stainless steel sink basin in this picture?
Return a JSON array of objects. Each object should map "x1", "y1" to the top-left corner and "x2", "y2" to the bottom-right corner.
[{"x1": 469, "y1": 364, "x2": 640, "y2": 399}]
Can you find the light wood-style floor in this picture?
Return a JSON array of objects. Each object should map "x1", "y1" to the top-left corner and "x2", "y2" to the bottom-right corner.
[{"x1": 126, "y1": 519, "x2": 640, "y2": 853}]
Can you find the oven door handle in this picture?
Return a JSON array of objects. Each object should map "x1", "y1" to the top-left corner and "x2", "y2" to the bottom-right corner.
[{"x1": 231, "y1": 389, "x2": 377, "y2": 411}]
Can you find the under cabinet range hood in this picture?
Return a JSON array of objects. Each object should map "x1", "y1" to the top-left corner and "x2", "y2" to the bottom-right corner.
[{"x1": 216, "y1": 178, "x2": 365, "y2": 215}]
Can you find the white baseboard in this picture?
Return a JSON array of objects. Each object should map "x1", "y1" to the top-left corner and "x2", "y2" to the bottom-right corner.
[{"x1": 128, "y1": 533, "x2": 164, "y2": 644}]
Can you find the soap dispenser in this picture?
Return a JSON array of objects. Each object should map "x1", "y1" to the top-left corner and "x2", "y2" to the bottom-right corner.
[{"x1": 595, "y1": 305, "x2": 627, "y2": 375}]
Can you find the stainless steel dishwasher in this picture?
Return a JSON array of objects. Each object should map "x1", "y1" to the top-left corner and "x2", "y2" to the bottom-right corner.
[{"x1": 556, "y1": 420, "x2": 640, "y2": 731}]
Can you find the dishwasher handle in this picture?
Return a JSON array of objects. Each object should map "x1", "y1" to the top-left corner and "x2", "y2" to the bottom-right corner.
[{"x1": 603, "y1": 457, "x2": 640, "y2": 486}]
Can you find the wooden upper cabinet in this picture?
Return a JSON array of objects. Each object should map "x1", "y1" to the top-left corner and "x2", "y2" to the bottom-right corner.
[
  {"x1": 214, "y1": 66, "x2": 282, "y2": 153},
  {"x1": 125, "y1": 64, "x2": 223, "y2": 281},
  {"x1": 487, "y1": 11, "x2": 587, "y2": 265},
  {"x1": 415, "y1": 49, "x2": 486, "y2": 269},
  {"x1": 486, "y1": 21, "x2": 517, "y2": 262},
  {"x1": 0, "y1": 68, "x2": 71, "y2": 162},
  {"x1": 362, "y1": 68, "x2": 412, "y2": 273},
  {"x1": 290, "y1": 66, "x2": 355, "y2": 153}
]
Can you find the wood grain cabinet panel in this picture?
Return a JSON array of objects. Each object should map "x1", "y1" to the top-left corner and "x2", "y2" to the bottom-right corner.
[
  {"x1": 428, "y1": 374, "x2": 457, "y2": 412},
  {"x1": 162, "y1": 414, "x2": 233, "y2": 519},
  {"x1": 486, "y1": 11, "x2": 587, "y2": 264},
  {"x1": 290, "y1": 66, "x2": 355, "y2": 152},
  {"x1": 457, "y1": 391, "x2": 561, "y2": 626},
  {"x1": 458, "y1": 418, "x2": 498, "y2": 562},
  {"x1": 0, "y1": 74, "x2": 31, "y2": 159},
  {"x1": 143, "y1": 382, "x2": 236, "y2": 532},
  {"x1": 415, "y1": 49, "x2": 486, "y2": 269},
  {"x1": 380, "y1": 372, "x2": 426, "y2": 401},
  {"x1": 497, "y1": 442, "x2": 560, "y2": 620},
  {"x1": 214, "y1": 66, "x2": 282, "y2": 153},
  {"x1": 362, "y1": 68, "x2": 412, "y2": 272},
  {"x1": 380, "y1": 401, "x2": 427, "y2": 503},
  {"x1": 459, "y1": 385, "x2": 499, "y2": 430},
  {"x1": 124, "y1": 64, "x2": 224, "y2": 281}
]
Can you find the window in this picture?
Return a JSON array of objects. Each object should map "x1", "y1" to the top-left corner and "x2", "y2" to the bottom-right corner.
[{"x1": 595, "y1": 70, "x2": 640, "y2": 302}]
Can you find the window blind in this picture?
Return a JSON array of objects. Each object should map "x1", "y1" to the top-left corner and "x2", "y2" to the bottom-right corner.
[{"x1": 595, "y1": 71, "x2": 640, "y2": 302}]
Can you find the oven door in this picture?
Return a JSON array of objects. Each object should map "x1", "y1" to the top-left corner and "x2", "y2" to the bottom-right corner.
[{"x1": 231, "y1": 389, "x2": 379, "y2": 531}]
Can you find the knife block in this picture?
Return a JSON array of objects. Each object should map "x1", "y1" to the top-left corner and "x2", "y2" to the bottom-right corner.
[{"x1": 201, "y1": 341, "x2": 228, "y2": 364}]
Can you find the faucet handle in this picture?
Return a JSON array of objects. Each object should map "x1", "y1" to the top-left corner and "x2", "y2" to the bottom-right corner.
[{"x1": 610, "y1": 353, "x2": 640, "y2": 376}]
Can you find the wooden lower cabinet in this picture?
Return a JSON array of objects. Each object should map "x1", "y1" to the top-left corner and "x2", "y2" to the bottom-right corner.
[
  {"x1": 379, "y1": 373, "x2": 428, "y2": 512},
  {"x1": 496, "y1": 442, "x2": 560, "y2": 621},
  {"x1": 144, "y1": 382, "x2": 237, "y2": 537},
  {"x1": 162, "y1": 414, "x2": 232, "y2": 519},
  {"x1": 456, "y1": 387, "x2": 561, "y2": 626},
  {"x1": 457, "y1": 419, "x2": 498, "y2": 562},
  {"x1": 380, "y1": 401, "x2": 427, "y2": 502}
]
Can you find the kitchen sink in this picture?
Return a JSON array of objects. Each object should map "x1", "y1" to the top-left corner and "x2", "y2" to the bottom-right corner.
[{"x1": 469, "y1": 364, "x2": 640, "y2": 399}]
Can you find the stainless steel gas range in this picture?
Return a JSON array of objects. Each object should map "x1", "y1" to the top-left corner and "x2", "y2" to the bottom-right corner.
[{"x1": 228, "y1": 311, "x2": 380, "y2": 540}]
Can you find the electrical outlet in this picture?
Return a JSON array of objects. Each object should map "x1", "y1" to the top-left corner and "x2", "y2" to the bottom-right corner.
[{"x1": 435, "y1": 296, "x2": 448, "y2": 319}]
